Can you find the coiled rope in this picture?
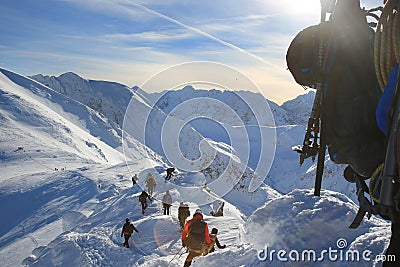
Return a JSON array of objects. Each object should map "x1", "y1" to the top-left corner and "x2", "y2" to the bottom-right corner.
[{"x1": 375, "y1": 0, "x2": 400, "y2": 91}]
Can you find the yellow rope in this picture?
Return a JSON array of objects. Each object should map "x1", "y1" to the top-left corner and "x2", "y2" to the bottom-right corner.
[
  {"x1": 369, "y1": 163, "x2": 385, "y2": 203},
  {"x1": 367, "y1": 0, "x2": 400, "y2": 203},
  {"x1": 395, "y1": 2, "x2": 400, "y2": 62},
  {"x1": 375, "y1": 0, "x2": 400, "y2": 92},
  {"x1": 375, "y1": 19, "x2": 385, "y2": 90}
]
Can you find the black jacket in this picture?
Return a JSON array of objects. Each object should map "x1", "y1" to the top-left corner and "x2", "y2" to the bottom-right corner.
[
  {"x1": 121, "y1": 222, "x2": 138, "y2": 236},
  {"x1": 208, "y1": 234, "x2": 226, "y2": 253},
  {"x1": 178, "y1": 205, "x2": 190, "y2": 219},
  {"x1": 139, "y1": 191, "x2": 151, "y2": 203}
]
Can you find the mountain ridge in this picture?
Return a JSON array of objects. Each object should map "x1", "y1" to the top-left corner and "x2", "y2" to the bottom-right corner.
[
  {"x1": 30, "y1": 71, "x2": 316, "y2": 128},
  {"x1": 0, "y1": 68, "x2": 388, "y2": 267},
  {"x1": 28, "y1": 71, "x2": 357, "y2": 199}
]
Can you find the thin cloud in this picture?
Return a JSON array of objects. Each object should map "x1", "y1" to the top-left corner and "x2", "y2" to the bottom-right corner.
[
  {"x1": 60, "y1": 0, "x2": 287, "y2": 72},
  {"x1": 103, "y1": 30, "x2": 195, "y2": 43},
  {"x1": 1, "y1": 0, "x2": 306, "y2": 103},
  {"x1": 121, "y1": 1, "x2": 284, "y2": 71},
  {"x1": 60, "y1": 0, "x2": 151, "y2": 21}
]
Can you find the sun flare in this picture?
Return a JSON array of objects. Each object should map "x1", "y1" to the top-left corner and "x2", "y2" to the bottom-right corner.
[
  {"x1": 261, "y1": 0, "x2": 322, "y2": 19},
  {"x1": 289, "y1": 0, "x2": 322, "y2": 16}
]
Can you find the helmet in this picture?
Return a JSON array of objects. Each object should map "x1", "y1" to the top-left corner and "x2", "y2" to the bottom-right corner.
[
  {"x1": 194, "y1": 209, "x2": 202, "y2": 215},
  {"x1": 126, "y1": 218, "x2": 130, "y2": 222}
]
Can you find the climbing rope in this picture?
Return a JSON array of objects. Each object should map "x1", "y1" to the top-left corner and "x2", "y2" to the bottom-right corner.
[
  {"x1": 375, "y1": 0, "x2": 400, "y2": 91},
  {"x1": 369, "y1": 163, "x2": 385, "y2": 203}
]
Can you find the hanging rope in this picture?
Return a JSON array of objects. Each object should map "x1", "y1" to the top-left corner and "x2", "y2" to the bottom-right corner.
[{"x1": 375, "y1": 0, "x2": 400, "y2": 91}]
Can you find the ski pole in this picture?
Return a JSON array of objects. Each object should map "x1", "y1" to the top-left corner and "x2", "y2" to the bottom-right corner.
[
  {"x1": 178, "y1": 248, "x2": 185, "y2": 258},
  {"x1": 313, "y1": 0, "x2": 335, "y2": 196},
  {"x1": 167, "y1": 246, "x2": 185, "y2": 266}
]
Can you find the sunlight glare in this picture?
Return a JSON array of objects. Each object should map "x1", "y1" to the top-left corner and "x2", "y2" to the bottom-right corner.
[{"x1": 289, "y1": 0, "x2": 321, "y2": 16}]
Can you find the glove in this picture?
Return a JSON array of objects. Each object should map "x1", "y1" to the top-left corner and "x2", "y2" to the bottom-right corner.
[{"x1": 182, "y1": 240, "x2": 186, "y2": 247}]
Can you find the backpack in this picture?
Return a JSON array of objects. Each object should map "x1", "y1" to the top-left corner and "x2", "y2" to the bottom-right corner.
[
  {"x1": 123, "y1": 223, "x2": 134, "y2": 234},
  {"x1": 186, "y1": 219, "x2": 206, "y2": 250},
  {"x1": 286, "y1": 22, "x2": 331, "y2": 89},
  {"x1": 178, "y1": 205, "x2": 190, "y2": 218},
  {"x1": 348, "y1": 62, "x2": 400, "y2": 227},
  {"x1": 139, "y1": 192, "x2": 147, "y2": 203},
  {"x1": 322, "y1": 9, "x2": 385, "y2": 178},
  {"x1": 128, "y1": 224, "x2": 134, "y2": 233},
  {"x1": 287, "y1": 1, "x2": 384, "y2": 178},
  {"x1": 146, "y1": 173, "x2": 153, "y2": 183},
  {"x1": 163, "y1": 194, "x2": 172, "y2": 204},
  {"x1": 292, "y1": 0, "x2": 400, "y2": 228}
]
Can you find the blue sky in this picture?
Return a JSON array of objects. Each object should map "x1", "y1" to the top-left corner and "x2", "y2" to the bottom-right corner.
[{"x1": 0, "y1": 0, "x2": 381, "y2": 103}]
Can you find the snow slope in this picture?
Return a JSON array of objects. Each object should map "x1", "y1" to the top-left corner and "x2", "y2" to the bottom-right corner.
[
  {"x1": 21, "y1": 187, "x2": 388, "y2": 267},
  {"x1": 0, "y1": 70, "x2": 122, "y2": 166},
  {"x1": 139, "y1": 86, "x2": 359, "y2": 202},
  {"x1": 29, "y1": 73, "x2": 343, "y2": 199},
  {"x1": 0, "y1": 69, "x2": 392, "y2": 267},
  {"x1": 30, "y1": 73, "x2": 135, "y2": 127},
  {"x1": 0, "y1": 68, "x2": 162, "y2": 265}
]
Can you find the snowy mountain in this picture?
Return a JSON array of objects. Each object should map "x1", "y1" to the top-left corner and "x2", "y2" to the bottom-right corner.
[
  {"x1": 30, "y1": 73, "x2": 135, "y2": 127},
  {"x1": 0, "y1": 68, "x2": 391, "y2": 267},
  {"x1": 30, "y1": 73, "x2": 280, "y2": 207},
  {"x1": 278, "y1": 89, "x2": 316, "y2": 126},
  {"x1": 0, "y1": 69, "x2": 123, "y2": 164},
  {"x1": 30, "y1": 74, "x2": 343, "y2": 197}
]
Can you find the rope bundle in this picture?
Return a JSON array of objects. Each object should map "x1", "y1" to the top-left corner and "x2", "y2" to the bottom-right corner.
[{"x1": 375, "y1": 0, "x2": 400, "y2": 91}]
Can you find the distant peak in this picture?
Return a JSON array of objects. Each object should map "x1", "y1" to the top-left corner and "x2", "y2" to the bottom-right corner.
[
  {"x1": 59, "y1": 72, "x2": 82, "y2": 80},
  {"x1": 281, "y1": 89, "x2": 315, "y2": 107},
  {"x1": 181, "y1": 85, "x2": 195, "y2": 91}
]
